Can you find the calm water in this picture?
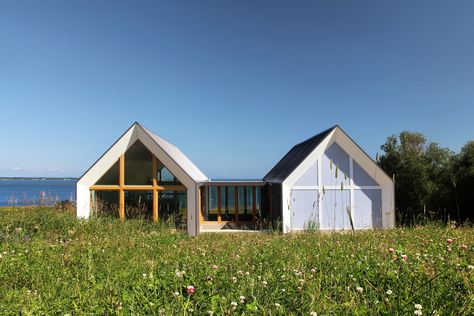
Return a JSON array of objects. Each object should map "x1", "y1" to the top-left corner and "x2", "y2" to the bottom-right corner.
[{"x1": 0, "y1": 179, "x2": 76, "y2": 206}]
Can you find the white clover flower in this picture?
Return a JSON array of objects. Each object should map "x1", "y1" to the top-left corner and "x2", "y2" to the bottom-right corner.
[
  {"x1": 414, "y1": 311, "x2": 422, "y2": 316},
  {"x1": 275, "y1": 303, "x2": 281, "y2": 308},
  {"x1": 356, "y1": 286, "x2": 363, "y2": 294},
  {"x1": 239, "y1": 295, "x2": 246, "y2": 301},
  {"x1": 173, "y1": 291, "x2": 180, "y2": 297},
  {"x1": 142, "y1": 273, "x2": 147, "y2": 278},
  {"x1": 310, "y1": 312, "x2": 317, "y2": 316},
  {"x1": 207, "y1": 311, "x2": 214, "y2": 315},
  {"x1": 386, "y1": 289, "x2": 393, "y2": 295},
  {"x1": 310, "y1": 268, "x2": 316, "y2": 273},
  {"x1": 414, "y1": 304, "x2": 422, "y2": 310}
]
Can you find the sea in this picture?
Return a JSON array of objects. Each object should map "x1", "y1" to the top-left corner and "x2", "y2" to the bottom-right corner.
[{"x1": 0, "y1": 179, "x2": 76, "y2": 206}]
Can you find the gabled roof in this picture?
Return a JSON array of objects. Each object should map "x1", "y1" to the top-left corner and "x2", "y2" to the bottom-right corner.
[
  {"x1": 139, "y1": 124, "x2": 209, "y2": 182},
  {"x1": 263, "y1": 125, "x2": 337, "y2": 183},
  {"x1": 77, "y1": 122, "x2": 209, "y2": 184}
]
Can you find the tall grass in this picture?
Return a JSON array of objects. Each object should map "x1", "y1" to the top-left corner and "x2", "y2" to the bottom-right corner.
[{"x1": 1, "y1": 207, "x2": 473, "y2": 315}]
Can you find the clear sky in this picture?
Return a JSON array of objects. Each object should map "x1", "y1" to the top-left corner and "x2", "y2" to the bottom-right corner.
[{"x1": 0, "y1": 1, "x2": 473, "y2": 179}]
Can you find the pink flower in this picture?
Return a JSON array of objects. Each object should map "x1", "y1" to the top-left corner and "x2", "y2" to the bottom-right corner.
[
  {"x1": 186, "y1": 285, "x2": 195, "y2": 295},
  {"x1": 460, "y1": 244, "x2": 468, "y2": 250},
  {"x1": 212, "y1": 264, "x2": 219, "y2": 270},
  {"x1": 388, "y1": 247, "x2": 395, "y2": 254},
  {"x1": 447, "y1": 238, "x2": 453, "y2": 244},
  {"x1": 401, "y1": 254, "x2": 408, "y2": 261}
]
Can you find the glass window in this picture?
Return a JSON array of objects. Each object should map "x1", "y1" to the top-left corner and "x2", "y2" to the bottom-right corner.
[
  {"x1": 205, "y1": 186, "x2": 218, "y2": 221},
  {"x1": 159, "y1": 190, "x2": 187, "y2": 228},
  {"x1": 238, "y1": 186, "x2": 253, "y2": 221},
  {"x1": 95, "y1": 161, "x2": 119, "y2": 185},
  {"x1": 125, "y1": 190, "x2": 152, "y2": 219},
  {"x1": 125, "y1": 141, "x2": 153, "y2": 185},
  {"x1": 158, "y1": 167, "x2": 182, "y2": 185},
  {"x1": 91, "y1": 190, "x2": 119, "y2": 217}
]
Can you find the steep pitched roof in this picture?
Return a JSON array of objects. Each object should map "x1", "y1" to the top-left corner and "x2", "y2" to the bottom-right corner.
[
  {"x1": 139, "y1": 124, "x2": 209, "y2": 182},
  {"x1": 263, "y1": 125, "x2": 337, "y2": 183}
]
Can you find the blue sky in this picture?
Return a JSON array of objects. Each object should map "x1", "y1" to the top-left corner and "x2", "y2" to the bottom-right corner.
[{"x1": 0, "y1": 1, "x2": 473, "y2": 178}]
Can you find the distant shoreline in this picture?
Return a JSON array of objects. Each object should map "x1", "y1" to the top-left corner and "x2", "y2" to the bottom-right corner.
[{"x1": 0, "y1": 177, "x2": 78, "y2": 181}]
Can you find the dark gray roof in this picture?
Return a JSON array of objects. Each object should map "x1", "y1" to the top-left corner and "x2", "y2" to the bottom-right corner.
[{"x1": 263, "y1": 125, "x2": 337, "y2": 183}]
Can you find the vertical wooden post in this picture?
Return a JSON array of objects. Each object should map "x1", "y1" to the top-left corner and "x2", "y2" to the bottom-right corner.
[
  {"x1": 217, "y1": 186, "x2": 222, "y2": 223},
  {"x1": 235, "y1": 186, "x2": 239, "y2": 221},
  {"x1": 119, "y1": 154, "x2": 125, "y2": 222},
  {"x1": 252, "y1": 186, "x2": 257, "y2": 223},
  {"x1": 152, "y1": 156, "x2": 158, "y2": 222}
]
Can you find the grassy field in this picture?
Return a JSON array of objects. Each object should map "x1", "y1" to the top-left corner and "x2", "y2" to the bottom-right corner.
[{"x1": 0, "y1": 207, "x2": 473, "y2": 315}]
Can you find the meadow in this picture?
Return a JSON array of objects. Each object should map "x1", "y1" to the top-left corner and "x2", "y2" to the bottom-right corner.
[{"x1": 0, "y1": 207, "x2": 473, "y2": 315}]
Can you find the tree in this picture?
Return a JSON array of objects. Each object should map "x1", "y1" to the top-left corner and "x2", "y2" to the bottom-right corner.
[
  {"x1": 378, "y1": 132, "x2": 455, "y2": 225},
  {"x1": 452, "y1": 141, "x2": 474, "y2": 221}
]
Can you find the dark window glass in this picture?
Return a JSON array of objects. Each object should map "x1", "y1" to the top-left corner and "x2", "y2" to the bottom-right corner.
[{"x1": 95, "y1": 161, "x2": 119, "y2": 185}]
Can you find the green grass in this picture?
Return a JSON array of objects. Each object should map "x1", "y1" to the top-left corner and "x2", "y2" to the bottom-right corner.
[{"x1": 0, "y1": 207, "x2": 473, "y2": 315}]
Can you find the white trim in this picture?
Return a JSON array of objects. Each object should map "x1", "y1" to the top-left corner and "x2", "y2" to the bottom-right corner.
[
  {"x1": 292, "y1": 185, "x2": 381, "y2": 190},
  {"x1": 318, "y1": 158, "x2": 322, "y2": 227},
  {"x1": 349, "y1": 157, "x2": 355, "y2": 221}
]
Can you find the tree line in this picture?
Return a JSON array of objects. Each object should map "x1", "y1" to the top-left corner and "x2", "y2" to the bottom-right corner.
[{"x1": 378, "y1": 131, "x2": 473, "y2": 226}]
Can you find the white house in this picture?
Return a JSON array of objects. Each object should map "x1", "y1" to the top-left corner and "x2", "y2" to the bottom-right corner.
[
  {"x1": 77, "y1": 123, "x2": 395, "y2": 235},
  {"x1": 263, "y1": 125, "x2": 395, "y2": 233}
]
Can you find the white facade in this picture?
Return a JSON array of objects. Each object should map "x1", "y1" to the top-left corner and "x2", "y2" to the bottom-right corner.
[{"x1": 281, "y1": 127, "x2": 395, "y2": 233}]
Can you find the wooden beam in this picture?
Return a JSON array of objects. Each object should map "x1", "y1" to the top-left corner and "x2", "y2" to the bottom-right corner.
[
  {"x1": 153, "y1": 189, "x2": 158, "y2": 223},
  {"x1": 152, "y1": 156, "x2": 158, "y2": 222},
  {"x1": 252, "y1": 186, "x2": 257, "y2": 223},
  {"x1": 90, "y1": 185, "x2": 120, "y2": 190},
  {"x1": 119, "y1": 154, "x2": 125, "y2": 222},
  {"x1": 123, "y1": 185, "x2": 154, "y2": 190}
]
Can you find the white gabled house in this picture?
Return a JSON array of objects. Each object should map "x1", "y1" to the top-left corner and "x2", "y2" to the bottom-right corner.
[
  {"x1": 263, "y1": 125, "x2": 395, "y2": 233},
  {"x1": 77, "y1": 123, "x2": 395, "y2": 235}
]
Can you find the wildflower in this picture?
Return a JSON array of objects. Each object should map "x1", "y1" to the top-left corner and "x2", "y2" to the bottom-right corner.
[
  {"x1": 388, "y1": 247, "x2": 395, "y2": 253},
  {"x1": 230, "y1": 301, "x2": 237, "y2": 310},
  {"x1": 230, "y1": 276, "x2": 237, "y2": 283},
  {"x1": 239, "y1": 295, "x2": 246, "y2": 304},
  {"x1": 207, "y1": 311, "x2": 214, "y2": 315},
  {"x1": 401, "y1": 254, "x2": 408, "y2": 261},
  {"x1": 467, "y1": 265, "x2": 474, "y2": 270},
  {"x1": 356, "y1": 286, "x2": 363, "y2": 293},
  {"x1": 460, "y1": 244, "x2": 468, "y2": 250},
  {"x1": 173, "y1": 291, "x2": 180, "y2": 297},
  {"x1": 386, "y1": 289, "x2": 393, "y2": 295},
  {"x1": 212, "y1": 264, "x2": 219, "y2": 270},
  {"x1": 186, "y1": 285, "x2": 195, "y2": 295},
  {"x1": 310, "y1": 312, "x2": 318, "y2": 316},
  {"x1": 447, "y1": 238, "x2": 453, "y2": 244},
  {"x1": 275, "y1": 303, "x2": 281, "y2": 308},
  {"x1": 142, "y1": 273, "x2": 147, "y2": 278},
  {"x1": 262, "y1": 280, "x2": 268, "y2": 286},
  {"x1": 310, "y1": 268, "x2": 317, "y2": 273}
]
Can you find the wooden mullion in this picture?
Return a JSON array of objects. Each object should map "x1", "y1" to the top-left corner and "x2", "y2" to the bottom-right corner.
[
  {"x1": 119, "y1": 154, "x2": 125, "y2": 222},
  {"x1": 90, "y1": 185, "x2": 120, "y2": 190},
  {"x1": 152, "y1": 156, "x2": 158, "y2": 222}
]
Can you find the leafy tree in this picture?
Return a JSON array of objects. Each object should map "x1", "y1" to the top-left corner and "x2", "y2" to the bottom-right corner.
[
  {"x1": 452, "y1": 141, "x2": 474, "y2": 221},
  {"x1": 378, "y1": 132, "x2": 456, "y2": 225}
]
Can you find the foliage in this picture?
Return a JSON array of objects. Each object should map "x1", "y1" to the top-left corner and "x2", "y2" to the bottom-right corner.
[
  {"x1": 378, "y1": 131, "x2": 474, "y2": 225},
  {"x1": 1, "y1": 207, "x2": 473, "y2": 315}
]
